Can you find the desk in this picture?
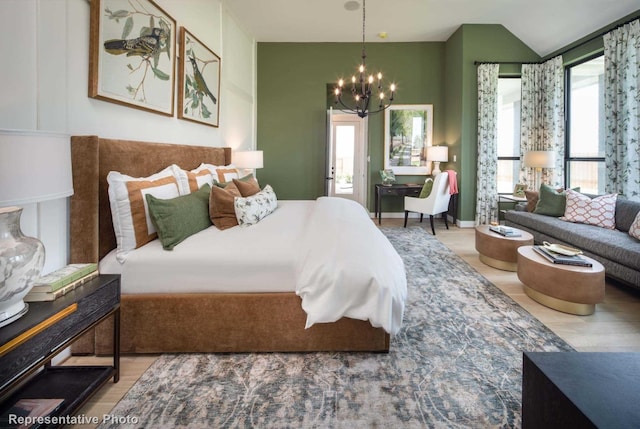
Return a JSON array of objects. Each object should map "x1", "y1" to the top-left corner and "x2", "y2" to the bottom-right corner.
[{"x1": 374, "y1": 183, "x2": 422, "y2": 225}]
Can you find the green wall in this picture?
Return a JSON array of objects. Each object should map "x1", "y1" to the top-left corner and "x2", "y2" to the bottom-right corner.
[{"x1": 257, "y1": 42, "x2": 445, "y2": 212}]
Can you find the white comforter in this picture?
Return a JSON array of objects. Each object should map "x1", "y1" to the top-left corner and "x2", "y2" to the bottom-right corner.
[
  {"x1": 296, "y1": 197, "x2": 407, "y2": 335},
  {"x1": 101, "y1": 197, "x2": 407, "y2": 335}
]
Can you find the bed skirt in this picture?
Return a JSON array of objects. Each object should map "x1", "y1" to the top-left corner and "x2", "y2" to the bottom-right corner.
[{"x1": 73, "y1": 292, "x2": 390, "y2": 355}]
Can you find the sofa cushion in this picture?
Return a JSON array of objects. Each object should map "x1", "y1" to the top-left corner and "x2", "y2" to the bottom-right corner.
[
  {"x1": 616, "y1": 198, "x2": 640, "y2": 232},
  {"x1": 504, "y1": 210, "x2": 640, "y2": 272}
]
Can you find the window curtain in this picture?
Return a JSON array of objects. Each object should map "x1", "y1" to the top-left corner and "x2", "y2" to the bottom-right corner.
[
  {"x1": 519, "y1": 56, "x2": 565, "y2": 189},
  {"x1": 604, "y1": 20, "x2": 640, "y2": 201},
  {"x1": 476, "y1": 63, "x2": 499, "y2": 225}
]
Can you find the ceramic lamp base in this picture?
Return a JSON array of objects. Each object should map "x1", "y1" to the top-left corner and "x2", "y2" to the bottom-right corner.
[{"x1": 0, "y1": 206, "x2": 45, "y2": 327}]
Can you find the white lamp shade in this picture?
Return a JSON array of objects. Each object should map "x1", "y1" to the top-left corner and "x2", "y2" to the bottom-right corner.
[
  {"x1": 523, "y1": 150, "x2": 556, "y2": 169},
  {"x1": 426, "y1": 146, "x2": 448, "y2": 162},
  {"x1": 233, "y1": 150, "x2": 264, "y2": 169},
  {"x1": 0, "y1": 129, "x2": 74, "y2": 206}
]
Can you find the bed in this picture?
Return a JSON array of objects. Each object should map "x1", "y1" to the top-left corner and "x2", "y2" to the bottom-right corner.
[{"x1": 69, "y1": 135, "x2": 406, "y2": 354}]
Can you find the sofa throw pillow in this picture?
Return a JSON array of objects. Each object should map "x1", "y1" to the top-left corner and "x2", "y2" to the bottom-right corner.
[
  {"x1": 560, "y1": 189, "x2": 617, "y2": 229},
  {"x1": 209, "y1": 181, "x2": 241, "y2": 230},
  {"x1": 234, "y1": 185, "x2": 278, "y2": 227},
  {"x1": 419, "y1": 178, "x2": 433, "y2": 198},
  {"x1": 107, "y1": 166, "x2": 183, "y2": 263},
  {"x1": 233, "y1": 176, "x2": 261, "y2": 197},
  {"x1": 627, "y1": 210, "x2": 640, "y2": 240},
  {"x1": 524, "y1": 190, "x2": 539, "y2": 212},
  {"x1": 146, "y1": 184, "x2": 212, "y2": 250},
  {"x1": 533, "y1": 184, "x2": 571, "y2": 217}
]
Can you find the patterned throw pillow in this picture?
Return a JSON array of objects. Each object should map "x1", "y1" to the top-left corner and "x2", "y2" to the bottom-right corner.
[
  {"x1": 629, "y1": 211, "x2": 640, "y2": 240},
  {"x1": 107, "y1": 166, "x2": 185, "y2": 262},
  {"x1": 561, "y1": 189, "x2": 617, "y2": 229},
  {"x1": 234, "y1": 185, "x2": 278, "y2": 227}
]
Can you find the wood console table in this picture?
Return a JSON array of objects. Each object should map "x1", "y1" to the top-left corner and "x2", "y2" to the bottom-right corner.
[
  {"x1": 0, "y1": 274, "x2": 120, "y2": 427},
  {"x1": 374, "y1": 183, "x2": 422, "y2": 225}
]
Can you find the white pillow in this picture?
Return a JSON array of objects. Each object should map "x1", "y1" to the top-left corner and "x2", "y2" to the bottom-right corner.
[
  {"x1": 560, "y1": 189, "x2": 617, "y2": 229},
  {"x1": 234, "y1": 185, "x2": 277, "y2": 227},
  {"x1": 629, "y1": 210, "x2": 640, "y2": 240},
  {"x1": 107, "y1": 166, "x2": 183, "y2": 263},
  {"x1": 212, "y1": 164, "x2": 240, "y2": 184}
]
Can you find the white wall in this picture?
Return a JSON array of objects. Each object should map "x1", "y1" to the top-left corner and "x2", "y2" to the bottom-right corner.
[{"x1": 0, "y1": 0, "x2": 256, "y2": 274}]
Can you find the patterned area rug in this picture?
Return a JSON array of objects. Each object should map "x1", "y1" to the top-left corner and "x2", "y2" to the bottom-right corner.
[{"x1": 100, "y1": 227, "x2": 572, "y2": 428}]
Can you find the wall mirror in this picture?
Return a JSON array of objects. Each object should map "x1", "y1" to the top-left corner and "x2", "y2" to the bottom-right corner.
[{"x1": 384, "y1": 104, "x2": 433, "y2": 175}]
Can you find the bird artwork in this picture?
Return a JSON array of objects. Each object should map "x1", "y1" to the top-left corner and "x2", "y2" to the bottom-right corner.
[
  {"x1": 103, "y1": 27, "x2": 166, "y2": 58},
  {"x1": 189, "y1": 56, "x2": 217, "y2": 105}
]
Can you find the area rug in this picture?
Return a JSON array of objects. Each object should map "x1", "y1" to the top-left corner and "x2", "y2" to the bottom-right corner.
[{"x1": 100, "y1": 226, "x2": 573, "y2": 428}]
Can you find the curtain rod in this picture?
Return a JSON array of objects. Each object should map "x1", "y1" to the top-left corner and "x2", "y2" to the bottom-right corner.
[{"x1": 474, "y1": 14, "x2": 639, "y2": 66}]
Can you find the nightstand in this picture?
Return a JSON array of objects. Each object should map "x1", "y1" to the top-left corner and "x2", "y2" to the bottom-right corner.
[{"x1": 0, "y1": 274, "x2": 120, "y2": 426}]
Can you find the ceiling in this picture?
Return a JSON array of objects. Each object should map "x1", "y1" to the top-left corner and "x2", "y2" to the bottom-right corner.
[{"x1": 222, "y1": 0, "x2": 640, "y2": 56}]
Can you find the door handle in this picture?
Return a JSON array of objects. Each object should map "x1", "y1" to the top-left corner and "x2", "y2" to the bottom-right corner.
[{"x1": 325, "y1": 177, "x2": 334, "y2": 180}]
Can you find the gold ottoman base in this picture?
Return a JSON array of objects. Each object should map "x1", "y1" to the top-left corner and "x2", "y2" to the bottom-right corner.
[
  {"x1": 479, "y1": 254, "x2": 517, "y2": 272},
  {"x1": 524, "y1": 285, "x2": 596, "y2": 316}
]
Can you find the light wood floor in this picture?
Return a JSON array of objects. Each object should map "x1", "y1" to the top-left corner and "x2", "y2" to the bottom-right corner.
[{"x1": 65, "y1": 221, "x2": 640, "y2": 427}]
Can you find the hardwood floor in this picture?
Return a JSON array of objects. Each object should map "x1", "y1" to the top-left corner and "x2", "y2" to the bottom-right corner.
[{"x1": 65, "y1": 221, "x2": 640, "y2": 427}]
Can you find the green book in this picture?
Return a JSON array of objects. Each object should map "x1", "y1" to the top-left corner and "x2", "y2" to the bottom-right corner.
[{"x1": 30, "y1": 263, "x2": 98, "y2": 293}]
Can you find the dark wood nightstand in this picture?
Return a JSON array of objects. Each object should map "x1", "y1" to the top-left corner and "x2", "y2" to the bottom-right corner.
[{"x1": 0, "y1": 274, "x2": 120, "y2": 426}]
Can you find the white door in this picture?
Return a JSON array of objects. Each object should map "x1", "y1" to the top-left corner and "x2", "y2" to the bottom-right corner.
[{"x1": 326, "y1": 110, "x2": 367, "y2": 206}]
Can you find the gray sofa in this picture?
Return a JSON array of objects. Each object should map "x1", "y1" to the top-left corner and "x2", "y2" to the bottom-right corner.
[{"x1": 504, "y1": 197, "x2": 640, "y2": 289}]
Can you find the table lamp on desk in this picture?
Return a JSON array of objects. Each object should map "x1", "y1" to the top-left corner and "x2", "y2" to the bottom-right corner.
[{"x1": 426, "y1": 146, "x2": 448, "y2": 175}]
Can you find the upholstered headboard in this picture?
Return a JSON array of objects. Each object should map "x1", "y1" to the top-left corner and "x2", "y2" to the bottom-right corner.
[{"x1": 69, "y1": 136, "x2": 231, "y2": 263}]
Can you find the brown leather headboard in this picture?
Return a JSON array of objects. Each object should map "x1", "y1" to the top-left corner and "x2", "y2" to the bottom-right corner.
[{"x1": 69, "y1": 136, "x2": 231, "y2": 263}]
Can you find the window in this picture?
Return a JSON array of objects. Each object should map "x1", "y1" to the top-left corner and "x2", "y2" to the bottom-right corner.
[
  {"x1": 566, "y1": 55, "x2": 605, "y2": 194},
  {"x1": 497, "y1": 78, "x2": 522, "y2": 194}
]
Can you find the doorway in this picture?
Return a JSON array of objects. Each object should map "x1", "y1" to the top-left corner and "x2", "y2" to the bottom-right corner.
[{"x1": 326, "y1": 109, "x2": 368, "y2": 206}]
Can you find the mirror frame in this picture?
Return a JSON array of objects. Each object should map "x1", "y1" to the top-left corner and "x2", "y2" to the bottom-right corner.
[{"x1": 383, "y1": 104, "x2": 433, "y2": 175}]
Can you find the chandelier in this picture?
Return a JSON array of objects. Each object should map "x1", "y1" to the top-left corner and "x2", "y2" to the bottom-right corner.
[{"x1": 334, "y1": 0, "x2": 395, "y2": 118}]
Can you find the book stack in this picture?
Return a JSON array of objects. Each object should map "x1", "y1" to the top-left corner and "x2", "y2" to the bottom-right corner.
[
  {"x1": 489, "y1": 225, "x2": 521, "y2": 237},
  {"x1": 533, "y1": 245, "x2": 592, "y2": 267},
  {"x1": 25, "y1": 263, "x2": 98, "y2": 302}
]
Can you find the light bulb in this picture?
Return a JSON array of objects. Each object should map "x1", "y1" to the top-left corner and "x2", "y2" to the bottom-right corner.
[
  {"x1": 359, "y1": 65, "x2": 364, "y2": 73},
  {"x1": 390, "y1": 83, "x2": 396, "y2": 92},
  {"x1": 379, "y1": 92, "x2": 385, "y2": 99},
  {"x1": 368, "y1": 75, "x2": 374, "y2": 84},
  {"x1": 338, "y1": 79, "x2": 344, "y2": 87},
  {"x1": 377, "y1": 72, "x2": 382, "y2": 80}
]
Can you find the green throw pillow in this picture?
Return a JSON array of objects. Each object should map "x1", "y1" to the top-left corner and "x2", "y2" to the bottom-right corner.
[
  {"x1": 419, "y1": 179, "x2": 433, "y2": 198},
  {"x1": 146, "y1": 184, "x2": 212, "y2": 250},
  {"x1": 533, "y1": 184, "x2": 580, "y2": 217}
]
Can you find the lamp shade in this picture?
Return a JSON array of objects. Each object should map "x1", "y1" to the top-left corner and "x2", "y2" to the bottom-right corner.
[
  {"x1": 0, "y1": 129, "x2": 73, "y2": 206},
  {"x1": 523, "y1": 150, "x2": 556, "y2": 169},
  {"x1": 233, "y1": 150, "x2": 264, "y2": 169},
  {"x1": 426, "y1": 146, "x2": 448, "y2": 162}
]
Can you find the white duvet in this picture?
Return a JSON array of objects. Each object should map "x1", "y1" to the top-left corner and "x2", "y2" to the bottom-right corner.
[
  {"x1": 295, "y1": 197, "x2": 407, "y2": 335},
  {"x1": 101, "y1": 197, "x2": 407, "y2": 334}
]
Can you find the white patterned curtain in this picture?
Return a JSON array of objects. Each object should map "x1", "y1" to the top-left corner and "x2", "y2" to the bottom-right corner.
[
  {"x1": 519, "y1": 56, "x2": 565, "y2": 189},
  {"x1": 476, "y1": 64, "x2": 499, "y2": 225},
  {"x1": 604, "y1": 20, "x2": 640, "y2": 201}
]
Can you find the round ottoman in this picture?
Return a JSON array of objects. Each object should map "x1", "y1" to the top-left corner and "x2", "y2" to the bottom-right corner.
[
  {"x1": 475, "y1": 225, "x2": 534, "y2": 271},
  {"x1": 517, "y1": 246, "x2": 605, "y2": 315}
]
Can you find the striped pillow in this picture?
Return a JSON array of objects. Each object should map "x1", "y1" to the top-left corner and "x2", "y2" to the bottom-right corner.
[
  {"x1": 630, "y1": 211, "x2": 640, "y2": 240},
  {"x1": 107, "y1": 166, "x2": 183, "y2": 263}
]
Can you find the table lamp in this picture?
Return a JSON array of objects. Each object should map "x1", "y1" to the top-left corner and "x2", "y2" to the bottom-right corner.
[
  {"x1": 0, "y1": 129, "x2": 73, "y2": 327},
  {"x1": 523, "y1": 150, "x2": 556, "y2": 191},
  {"x1": 234, "y1": 150, "x2": 264, "y2": 177},
  {"x1": 426, "y1": 146, "x2": 448, "y2": 175}
]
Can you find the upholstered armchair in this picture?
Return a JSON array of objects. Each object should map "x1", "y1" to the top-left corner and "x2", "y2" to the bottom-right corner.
[{"x1": 403, "y1": 172, "x2": 453, "y2": 235}]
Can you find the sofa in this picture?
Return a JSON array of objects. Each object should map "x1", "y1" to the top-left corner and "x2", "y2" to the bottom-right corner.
[{"x1": 504, "y1": 195, "x2": 640, "y2": 289}]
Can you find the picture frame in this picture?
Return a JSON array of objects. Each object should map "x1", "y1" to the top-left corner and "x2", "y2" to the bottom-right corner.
[
  {"x1": 384, "y1": 104, "x2": 434, "y2": 175},
  {"x1": 513, "y1": 183, "x2": 527, "y2": 197},
  {"x1": 178, "y1": 27, "x2": 221, "y2": 127},
  {"x1": 89, "y1": 0, "x2": 176, "y2": 116}
]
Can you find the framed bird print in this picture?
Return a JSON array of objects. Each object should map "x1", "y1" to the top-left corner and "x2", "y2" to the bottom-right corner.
[
  {"x1": 88, "y1": 0, "x2": 176, "y2": 116},
  {"x1": 178, "y1": 27, "x2": 221, "y2": 127}
]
